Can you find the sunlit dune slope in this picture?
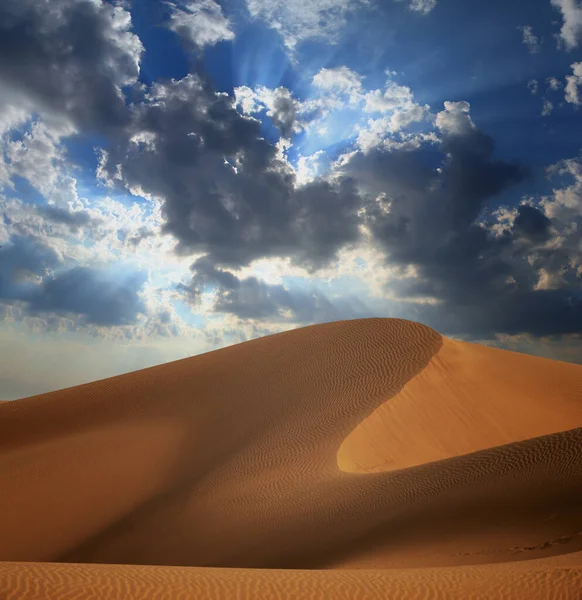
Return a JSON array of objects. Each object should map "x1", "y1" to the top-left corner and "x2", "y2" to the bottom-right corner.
[
  {"x1": 338, "y1": 336, "x2": 582, "y2": 473},
  {"x1": 1, "y1": 318, "x2": 582, "y2": 599}
]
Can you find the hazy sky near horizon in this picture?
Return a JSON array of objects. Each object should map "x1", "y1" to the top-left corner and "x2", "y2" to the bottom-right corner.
[{"x1": 1, "y1": 0, "x2": 582, "y2": 398}]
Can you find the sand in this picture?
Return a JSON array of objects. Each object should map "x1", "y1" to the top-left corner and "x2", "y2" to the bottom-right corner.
[{"x1": 0, "y1": 318, "x2": 581, "y2": 598}]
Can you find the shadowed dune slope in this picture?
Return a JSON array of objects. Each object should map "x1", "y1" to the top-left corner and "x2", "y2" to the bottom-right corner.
[{"x1": 1, "y1": 318, "x2": 582, "y2": 598}]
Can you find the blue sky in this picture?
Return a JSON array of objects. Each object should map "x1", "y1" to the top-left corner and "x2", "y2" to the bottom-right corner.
[{"x1": 1, "y1": 0, "x2": 582, "y2": 398}]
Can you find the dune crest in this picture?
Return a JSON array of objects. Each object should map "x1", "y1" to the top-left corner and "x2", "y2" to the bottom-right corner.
[{"x1": 1, "y1": 318, "x2": 582, "y2": 598}]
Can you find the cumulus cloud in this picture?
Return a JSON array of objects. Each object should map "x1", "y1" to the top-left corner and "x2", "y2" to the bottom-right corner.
[
  {"x1": 312, "y1": 67, "x2": 365, "y2": 106},
  {"x1": 547, "y1": 76, "x2": 563, "y2": 91},
  {"x1": 0, "y1": 0, "x2": 143, "y2": 132},
  {"x1": 234, "y1": 86, "x2": 301, "y2": 137},
  {"x1": 0, "y1": 120, "x2": 84, "y2": 211},
  {"x1": 99, "y1": 75, "x2": 363, "y2": 270},
  {"x1": 518, "y1": 25, "x2": 541, "y2": 53},
  {"x1": 167, "y1": 0, "x2": 234, "y2": 50},
  {"x1": 435, "y1": 101, "x2": 475, "y2": 135},
  {"x1": 551, "y1": 0, "x2": 582, "y2": 50},
  {"x1": 565, "y1": 62, "x2": 582, "y2": 105},
  {"x1": 364, "y1": 82, "x2": 415, "y2": 113},
  {"x1": 336, "y1": 102, "x2": 574, "y2": 339}
]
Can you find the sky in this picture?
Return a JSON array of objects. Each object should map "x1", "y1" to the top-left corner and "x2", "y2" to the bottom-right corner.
[{"x1": 1, "y1": 0, "x2": 582, "y2": 399}]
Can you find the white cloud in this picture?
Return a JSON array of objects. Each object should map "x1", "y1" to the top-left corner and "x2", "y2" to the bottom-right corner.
[
  {"x1": 565, "y1": 62, "x2": 582, "y2": 105},
  {"x1": 545, "y1": 156, "x2": 582, "y2": 216},
  {"x1": 364, "y1": 82, "x2": 414, "y2": 112},
  {"x1": 3, "y1": 121, "x2": 64, "y2": 199},
  {"x1": 551, "y1": 0, "x2": 582, "y2": 50},
  {"x1": 234, "y1": 86, "x2": 265, "y2": 115},
  {"x1": 527, "y1": 79, "x2": 539, "y2": 95},
  {"x1": 246, "y1": 0, "x2": 369, "y2": 52},
  {"x1": 310, "y1": 69, "x2": 431, "y2": 151},
  {"x1": 547, "y1": 76, "x2": 563, "y2": 91},
  {"x1": 234, "y1": 85, "x2": 303, "y2": 137},
  {"x1": 312, "y1": 66, "x2": 365, "y2": 105},
  {"x1": 357, "y1": 117, "x2": 437, "y2": 152},
  {"x1": 435, "y1": 101, "x2": 475, "y2": 135},
  {"x1": 295, "y1": 150, "x2": 330, "y2": 184},
  {"x1": 542, "y1": 98, "x2": 554, "y2": 116},
  {"x1": 167, "y1": 0, "x2": 234, "y2": 49},
  {"x1": 518, "y1": 25, "x2": 541, "y2": 53},
  {"x1": 399, "y1": 0, "x2": 437, "y2": 14}
]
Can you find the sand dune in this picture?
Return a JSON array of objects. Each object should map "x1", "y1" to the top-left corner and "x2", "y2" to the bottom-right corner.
[{"x1": 1, "y1": 318, "x2": 581, "y2": 598}]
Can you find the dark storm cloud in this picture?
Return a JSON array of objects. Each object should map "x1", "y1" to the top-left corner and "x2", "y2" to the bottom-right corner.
[
  {"x1": 0, "y1": 0, "x2": 142, "y2": 131},
  {"x1": 407, "y1": 287, "x2": 582, "y2": 338},
  {"x1": 512, "y1": 204, "x2": 552, "y2": 241},
  {"x1": 340, "y1": 121, "x2": 582, "y2": 337},
  {"x1": 181, "y1": 256, "x2": 371, "y2": 322},
  {"x1": 345, "y1": 126, "x2": 527, "y2": 279},
  {"x1": 99, "y1": 75, "x2": 362, "y2": 270},
  {"x1": 29, "y1": 266, "x2": 146, "y2": 326},
  {"x1": 0, "y1": 235, "x2": 60, "y2": 300},
  {"x1": 0, "y1": 236, "x2": 146, "y2": 326}
]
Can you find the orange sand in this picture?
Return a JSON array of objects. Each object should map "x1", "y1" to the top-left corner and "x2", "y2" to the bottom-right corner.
[{"x1": 0, "y1": 318, "x2": 581, "y2": 598}]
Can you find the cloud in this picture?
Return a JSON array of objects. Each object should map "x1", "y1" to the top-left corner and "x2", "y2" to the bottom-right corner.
[
  {"x1": 295, "y1": 151, "x2": 331, "y2": 185},
  {"x1": 364, "y1": 82, "x2": 415, "y2": 113},
  {"x1": 336, "y1": 102, "x2": 575, "y2": 339},
  {"x1": 565, "y1": 62, "x2": 582, "y2": 105},
  {"x1": 547, "y1": 76, "x2": 563, "y2": 91},
  {"x1": 0, "y1": 120, "x2": 85, "y2": 212},
  {"x1": 551, "y1": 0, "x2": 582, "y2": 50},
  {"x1": 512, "y1": 203, "x2": 552, "y2": 241},
  {"x1": 312, "y1": 67, "x2": 365, "y2": 106},
  {"x1": 167, "y1": 0, "x2": 234, "y2": 50},
  {"x1": 1, "y1": 2, "x2": 579, "y2": 349},
  {"x1": 527, "y1": 79, "x2": 539, "y2": 95},
  {"x1": 518, "y1": 25, "x2": 541, "y2": 53},
  {"x1": 2, "y1": 121, "x2": 63, "y2": 196},
  {"x1": 0, "y1": 235, "x2": 146, "y2": 326},
  {"x1": 0, "y1": 0, "x2": 143, "y2": 132},
  {"x1": 234, "y1": 86, "x2": 265, "y2": 115},
  {"x1": 245, "y1": 0, "x2": 368, "y2": 52},
  {"x1": 396, "y1": 0, "x2": 437, "y2": 14},
  {"x1": 99, "y1": 75, "x2": 363, "y2": 270},
  {"x1": 234, "y1": 86, "x2": 301, "y2": 137},
  {"x1": 181, "y1": 256, "x2": 371, "y2": 323},
  {"x1": 29, "y1": 266, "x2": 147, "y2": 326},
  {"x1": 542, "y1": 98, "x2": 554, "y2": 116},
  {"x1": 37, "y1": 205, "x2": 96, "y2": 232},
  {"x1": 435, "y1": 100, "x2": 475, "y2": 135},
  {"x1": 235, "y1": 71, "x2": 431, "y2": 146},
  {"x1": 0, "y1": 235, "x2": 61, "y2": 301}
]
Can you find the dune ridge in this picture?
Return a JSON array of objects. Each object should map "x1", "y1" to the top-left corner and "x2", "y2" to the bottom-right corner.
[{"x1": 1, "y1": 318, "x2": 581, "y2": 598}]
